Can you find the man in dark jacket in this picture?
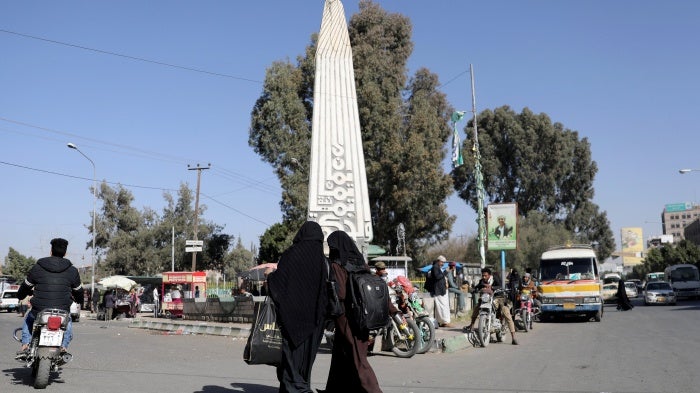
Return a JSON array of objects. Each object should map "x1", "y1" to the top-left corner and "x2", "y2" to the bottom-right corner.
[{"x1": 17, "y1": 238, "x2": 83, "y2": 354}]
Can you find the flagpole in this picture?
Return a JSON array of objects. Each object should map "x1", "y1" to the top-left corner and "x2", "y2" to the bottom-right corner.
[{"x1": 470, "y1": 64, "x2": 487, "y2": 268}]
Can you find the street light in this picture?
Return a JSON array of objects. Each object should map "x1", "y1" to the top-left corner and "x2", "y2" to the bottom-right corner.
[
  {"x1": 67, "y1": 143, "x2": 97, "y2": 296},
  {"x1": 679, "y1": 168, "x2": 700, "y2": 174}
]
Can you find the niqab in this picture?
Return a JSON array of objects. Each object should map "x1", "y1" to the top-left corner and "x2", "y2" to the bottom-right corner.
[
  {"x1": 267, "y1": 221, "x2": 328, "y2": 347},
  {"x1": 327, "y1": 230, "x2": 367, "y2": 273}
]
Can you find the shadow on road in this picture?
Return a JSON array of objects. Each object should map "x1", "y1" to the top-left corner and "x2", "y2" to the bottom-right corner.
[
  {"x1": 203, "y1": 383, "x2": 277, "y2": 393},
  {"x1": 2, "y1": 366, "x2": 65, "y2": 387}
]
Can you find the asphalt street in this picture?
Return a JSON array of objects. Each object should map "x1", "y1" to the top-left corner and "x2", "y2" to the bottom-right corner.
[{"x1": 1, "y1": 297, "x2": 699, "y2": 393}]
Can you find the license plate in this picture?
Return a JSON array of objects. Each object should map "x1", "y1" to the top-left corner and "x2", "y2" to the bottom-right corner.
[
  {"x1": 39, "y1": 329, "x2": 63, "y2": 346},
  {"x1": 657, "y1": 297, "x2": 666, "y2": 302},
  {"x1": 563, "y1": 303, "x2": 576, "y2": 310}
]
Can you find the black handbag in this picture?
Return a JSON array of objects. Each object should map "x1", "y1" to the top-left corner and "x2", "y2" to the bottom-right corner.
[
  {"x1": 243, "y1": 296, "x2": 283, "y2": 366},
  {"x1": 325, "y1": 259, "x2": 343, "y2": 318}
]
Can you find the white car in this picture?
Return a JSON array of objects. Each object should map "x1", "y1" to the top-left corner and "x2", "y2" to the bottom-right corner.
[
  {"x1": 70, "y1": 301, "x2": 80, "y2": 322},
  {"x1": 624, "y1": 282, "x2": 638, "y2": 298},
  {"x1": 644, "y1": 282, "x2": 676, "y2": 306},
  {"x1": 0, "y1": 290, "x2": 19, "y2": 312}
]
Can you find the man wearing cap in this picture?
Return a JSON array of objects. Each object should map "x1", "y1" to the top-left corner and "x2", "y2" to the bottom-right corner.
[
  {"x1": 428, "y1": 256, "x2": 453, "y2": 328},
  {"x1": 447, "y1": 261, "x2": 466, "y2": 316},
  {"x1": 374, "y1": 261, "x2": 389, "y2": 282}
]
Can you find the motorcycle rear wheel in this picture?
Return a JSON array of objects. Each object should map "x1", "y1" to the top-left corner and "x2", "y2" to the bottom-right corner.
[
  {"x1": 34, "y1": 358, "x2": 51, "y2": 389},
  {"x1": 415, "y1": 316, "x2": 435, "y2": 354},
  {"x1": 477, "y1": 314, "x2": 490, "y2": 348},
  {"x1": 390, "y1": 319, "x2": 420, "y2": 358}
]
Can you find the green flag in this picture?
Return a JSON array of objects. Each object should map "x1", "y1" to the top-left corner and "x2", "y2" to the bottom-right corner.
[{"x1": 451, "y1": 112, "x2": 465, "y2": 167}]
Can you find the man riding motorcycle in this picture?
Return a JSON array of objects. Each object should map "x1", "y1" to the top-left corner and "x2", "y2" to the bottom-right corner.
[
  {"x1": 463, "y1": 267, "x2": 518, "y2": 345},
  {"x1": 519, "y1": 272, "x2": 541, "y2": 309},
  {"x1": 17, "y1": 238, "x2": 84, "y2": 358}
]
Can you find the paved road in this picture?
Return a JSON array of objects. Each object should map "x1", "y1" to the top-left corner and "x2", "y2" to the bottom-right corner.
[{"x1": 1, "y1": 297, "x2": 699, "y2": 393}]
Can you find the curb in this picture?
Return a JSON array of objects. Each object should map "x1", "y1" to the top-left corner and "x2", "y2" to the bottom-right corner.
[
  {"x1": 128, "y1": 319, "x2": 251, "y2": 337},
  {"x1": 127, "y1": 318, "x2": 474, "y2": 354},
  {"x1": 441, "y1": 332, "x2": 472, "y2": 353}
]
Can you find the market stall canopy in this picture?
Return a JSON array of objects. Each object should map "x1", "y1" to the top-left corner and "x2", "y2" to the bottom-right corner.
[
  {"x1": 99, "y1": 275, "x2": 137, "y2": 291},
  {"x1": 249, "y1": 263, "x2": 278, "y2": 271},
  {"x1": 238, "y1": 263, "x2": 278, "y2": 281},
  {"x1": 418, "y1": 262, "x2": 463, "y2": 273}
]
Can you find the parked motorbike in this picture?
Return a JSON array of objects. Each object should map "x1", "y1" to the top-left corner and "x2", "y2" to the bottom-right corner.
[
  {"x1": 13, "y1": 308, "x2": 73, "y2": 389},
  {"x1": 372, "y1": 313, "x2": 421, "y2": 358},
  {"x1": 391, "y1": 279, "x2": 436, "y2": 354},
  {"x1": 469, "y1": 288, "x2": 509, "y2": 348},
  {"x1": 324, "y1": 313, "x2": 421, "y2": 359}
]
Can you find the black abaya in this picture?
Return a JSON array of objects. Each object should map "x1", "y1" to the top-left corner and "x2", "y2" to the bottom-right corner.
[{"x1": 616, "y1": 279, "x2": 634, "y2": 311}]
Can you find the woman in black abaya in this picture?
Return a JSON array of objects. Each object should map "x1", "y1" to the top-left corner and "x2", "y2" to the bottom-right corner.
[
  {"x1": 616, "y1": 278, "x2": 634, "y2": 311},
  {"x1": 266, "y1": 221, "x2": 328, "y2": 393},
  {"x1": 319, "y1": 230, "x2": 382, "y2": 393}
]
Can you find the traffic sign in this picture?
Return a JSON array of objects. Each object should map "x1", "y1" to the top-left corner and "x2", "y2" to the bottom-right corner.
[
  {"x1": 185, "y1": 246, "x2": 203, "y2": 252},
  {"x1": 186, "y1": 240, "x2": 204, "y2": 246}
]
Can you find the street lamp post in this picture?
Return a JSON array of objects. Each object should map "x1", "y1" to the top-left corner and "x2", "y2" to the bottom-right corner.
[
  {"x1": 679, "y1": 168, "x2": 700, "y2": 174},
  {"x1": 67, "y1": 143, "x2": 97, "y2": 296}
]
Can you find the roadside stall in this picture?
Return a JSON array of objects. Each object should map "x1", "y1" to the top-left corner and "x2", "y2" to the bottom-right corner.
[
  {"x1": 98, "y1": 275, "x2": 139, "y2": 318},
  {"x1": 161, "y1": 271, "x2": 206, "y2": 318}
]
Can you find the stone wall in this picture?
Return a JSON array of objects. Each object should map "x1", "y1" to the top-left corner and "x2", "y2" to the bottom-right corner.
[{"x1": 181, "y1": 296, "x2": 256, "y2": 323}]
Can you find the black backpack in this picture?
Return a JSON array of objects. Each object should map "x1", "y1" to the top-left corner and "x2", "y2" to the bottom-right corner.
[{"x1": 347, "y1": 270, "x2": 390, "y2": 333}]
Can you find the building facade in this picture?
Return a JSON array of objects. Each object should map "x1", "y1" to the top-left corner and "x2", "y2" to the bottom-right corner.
[{"x1": 661, "y1": 202, "x2": 700, "y2": 242}]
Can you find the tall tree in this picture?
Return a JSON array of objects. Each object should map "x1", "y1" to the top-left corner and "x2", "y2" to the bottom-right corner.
[
  {"x1": 633, "y1": 240, "x2": 700, "y2": 277},
  {"x1": 452, "y1": 106, "x2": 615, "y2": 260},
  {"x1": 3, "y1": 248, "x2": 36, "y2": 282},
  {"x1": 224, "y1": 237, "x2": 255, "y2": 279},
  {"x1": 249, "y1": 1, "x2": 455, "y2": 256}
]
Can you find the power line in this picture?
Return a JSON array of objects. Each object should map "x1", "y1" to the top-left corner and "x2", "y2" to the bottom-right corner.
[
  {"x1": 0, "y1": 29, "x2": 263, "y2": 84},
  {"x1": 0, "y1": 160, "x2": 274, "y2": 225},
  {"x1": 0, "y1": 116, "x2": 280, "y2": 195}
]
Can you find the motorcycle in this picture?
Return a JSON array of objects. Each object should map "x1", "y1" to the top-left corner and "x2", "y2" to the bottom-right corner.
[
  {"x1": 324, "y1": 313, "x2": 421, "y2": 359},
  {"x1": 469, "y1": 288, "x2": 509, "y2": 348},
  {"x1": 13, "y1": 308, "x2": 73, "y2": 389},
  {"x1": 390, "y1": 278, "x2": 436, "y2": 354},
  {"x1": 515, "y1": 289, "x2": 537, "y2": 332},
  {"x1": 371, "y1": 313, "x2": 421, "y2": 358}
]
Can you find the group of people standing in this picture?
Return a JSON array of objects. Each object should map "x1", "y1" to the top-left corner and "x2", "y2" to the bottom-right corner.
[{"x1": 265, "y1": 221, "x2": 384, "y2": 393}]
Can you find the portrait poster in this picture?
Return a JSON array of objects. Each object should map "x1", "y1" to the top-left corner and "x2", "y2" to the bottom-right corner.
[{"x1": 487, "y1": 203, "x2": 518, "y2": 250}]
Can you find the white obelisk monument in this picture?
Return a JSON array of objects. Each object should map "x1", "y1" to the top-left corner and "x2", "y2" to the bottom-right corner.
[{"x1": 308, "y1": 0, "x2": 373, "y2": 253}]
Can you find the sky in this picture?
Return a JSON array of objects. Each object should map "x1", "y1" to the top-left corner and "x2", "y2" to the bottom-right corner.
[{"x1": 2, "y1": 0, "x2": 699, "y2": 268}]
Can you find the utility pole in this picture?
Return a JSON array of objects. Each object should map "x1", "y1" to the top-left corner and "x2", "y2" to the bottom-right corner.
[
  {"x1": 469, "y1": 64, "x2": 487, "y2": 269},
  {"x1": 188, "y1": 163, "x2": 210, "y2": 271}
]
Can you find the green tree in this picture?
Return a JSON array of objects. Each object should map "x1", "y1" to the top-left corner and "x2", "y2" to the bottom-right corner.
[
  {"x1": 452, "y1": 106, "x2": 615, "y2": 260},
  {"x1": 3, "y1": 248, "x2": 36, "y2": 282},
  {"x1": 206, "y1": 232, "x2": 231, "y2": 273},
  {"x1": 258, "y1": 223, "x2": 291, "y2": 263},
  {"x1": 633, "y1": 240, "x2": 700, "y2": 277},
  {"x1": 224, "y1": 237, "x2": 255, "y2": 279},
  {"x1": 249, "y1": 1, "x2": 455, "y2": 257}
]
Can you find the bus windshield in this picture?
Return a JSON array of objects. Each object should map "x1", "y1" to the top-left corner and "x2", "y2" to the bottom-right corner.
[
  {"x1": 646, "y1": 272, "x2": 665, "y2": 282},
  {"x1": 669, "y1": 267, "x2": 699, "y2": 282},
  {"x1": 540, "y1": 258, "x2": 597, "y2": 281}
]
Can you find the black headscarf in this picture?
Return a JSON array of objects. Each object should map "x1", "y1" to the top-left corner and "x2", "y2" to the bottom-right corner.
[
  {"x1": 327, "y1": 230, "x2": 367, "y2": 273},
  {"x1": 267, "y1": 221, "x2": 328, "y2": 347}
]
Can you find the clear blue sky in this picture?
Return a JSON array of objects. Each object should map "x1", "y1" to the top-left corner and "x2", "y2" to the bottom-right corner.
[{"x1": 2, "y1": 1, "x2": 699, "y2": 267}]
